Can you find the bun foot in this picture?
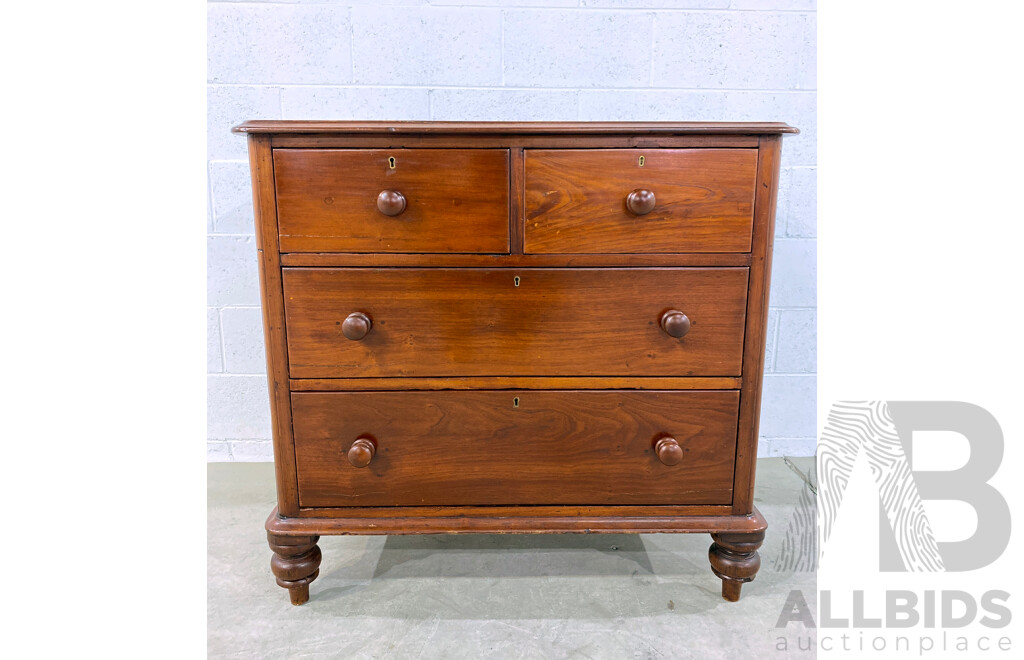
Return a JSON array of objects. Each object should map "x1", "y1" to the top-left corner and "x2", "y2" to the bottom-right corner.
[
  {"x1": 709, "y1": 530, "x2": 764, "y2": 602},
  {"x1": 268, "y1": 532, "x2": 322, "y2": 605}
]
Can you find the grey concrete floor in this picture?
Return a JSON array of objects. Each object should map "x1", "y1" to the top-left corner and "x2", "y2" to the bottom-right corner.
[{"x1": 209, "y1": 458, "x2": 816, "y2": 659}]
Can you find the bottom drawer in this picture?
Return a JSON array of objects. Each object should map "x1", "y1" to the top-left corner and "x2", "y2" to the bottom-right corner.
[{"x1": 292, "y1": 390, "x2": 739, "y2": 507}]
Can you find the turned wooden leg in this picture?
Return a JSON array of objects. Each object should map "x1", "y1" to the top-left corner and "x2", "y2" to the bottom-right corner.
[
  {"x1": 708, "y1": 530, "x2": 765, "y2": 602},
  {"x1": 268, "y1": 532, "x2": 322, "y2": 605}
]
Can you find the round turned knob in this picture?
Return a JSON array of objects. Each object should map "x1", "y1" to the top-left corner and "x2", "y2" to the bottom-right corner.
[
  {"x1": 376, "y1": 190, "x2": 407, "y2": 216},
  {"x1": 660, "y1": 310, "x2": 691, "y2": 338},
  {"x1": 625, "y1": 189, "x2": 656, "y2": 215},
  {"x1": 347, "y1": 436, "x2": 377, "y2": 468},
  {"x1": 654, "y1": 436, "x2": 683, "y2": 466},
  {"x1": 342, "y1": 312, "x2": 372, "y2": 341}
]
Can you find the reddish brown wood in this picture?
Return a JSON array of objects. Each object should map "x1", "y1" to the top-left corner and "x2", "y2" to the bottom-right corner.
[
  {"x1": 654, "y1": 436, "x2": 683, "y2": 466},
  {"x1": 346, "y1": 435, "x2": 376, "y2": 468},
  {"x1": 509, "y1": 147, "x2": 525, "y2": 255},
  {"x1": 240, "y1": 121, "x2": 793, "y2": 604},
  {"x1": 247, "y1": 134, "x2": 300, "y2": 517},
  {"x1": 282, "y1": 267, "x2": 748, "y2": 378},
  {"x1": 274, "y1": 149, "x2": 510, "y2": 253},
  {"x1": 289, "y1": 376, "x2": 742, "y2": 391},
  {"x1": 292, "y1": 390, "x2": 739, "y2": 507},
  {"x1": 296, "y1": 504, "x2": 732, "y2": 519},
  {"x1": 625, "y1": 188, "x2": 657, "y2": 215},
  {"x1": 234, "y1": 120, "x2": 799, "y2": 135},
  {"x1": 375, "y1": 190, "x2": 406, "y2": 217},
  {"x1": 660, "y1": 310, "x2": 691, "y2": 338},
  {"x1": 709, "y1": 529, "x2": 766, "y2": 601},
  {"x1": 340, "y1": 312, "x2": 372, "y2": 341},
  {"x1": 524, "y1": 149, "x2": 757, "y2": 254},
  {"x1": 279, "y1": 253, "x2": 753, "y2": 268},
  {"x1": 732, "y1": 135, "x2": 783, "y2": 516},
  {"x1": 267, "y1": 505, "x2": 768, "y2": 536},
  {"x1": 270, "y1": 135, "x2": 765, "y2": 150},
  {"x1": 267, "y1": 532, "x2": 321, "y2": 605}
]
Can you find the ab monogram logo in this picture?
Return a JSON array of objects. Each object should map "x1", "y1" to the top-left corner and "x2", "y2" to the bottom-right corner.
[
  {"x1": 820, "y1": 401, "x2": 1010, "y2": 572},
  {"x1": 773, "y1": 401, "x2": 1014, "y2": 654}
]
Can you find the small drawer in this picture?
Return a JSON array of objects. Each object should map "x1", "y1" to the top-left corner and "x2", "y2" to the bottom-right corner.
[
  {"x1": 283, "y1": 267, "x2": 748, "y2": 379},
  {"x1": 293, "y1": 390, "x2": 739, "y2": 507},
  {"x1": 524, "y1": 149, "x2": 757, "y2": 254},
  {"x1": 273, "y1": 149, "x2": 510, "y2": 253}
]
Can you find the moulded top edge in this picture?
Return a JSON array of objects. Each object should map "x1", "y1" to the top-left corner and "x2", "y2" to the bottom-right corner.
[{"x1": 231, "y1": 120, "x2": 799, "y2": 136}]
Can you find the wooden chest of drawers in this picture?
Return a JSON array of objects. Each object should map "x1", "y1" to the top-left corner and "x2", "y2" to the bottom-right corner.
[{"x1": 234, "y1": 121, "x2": 797, "y2": 605}]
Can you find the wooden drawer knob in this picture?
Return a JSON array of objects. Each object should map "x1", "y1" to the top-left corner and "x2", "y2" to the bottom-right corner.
[
  {"x1": 660, "y1": 310, "x2": 690, "y2": 338},
  {"x1": 654, "y1": 436, "x2": 683, "y2": 466},
  {"x1": 347, "y1": 436, "x2": 377, "y2": 468},
  {"x1": 342, "y1": 312, "x2": 372, "y2": 340},
  {"x1": 376, "y1": 190, "x2": 407, "y2": 216},
  {"x1": 625, "y1": 189, "x2": 656, "y2": 215}
]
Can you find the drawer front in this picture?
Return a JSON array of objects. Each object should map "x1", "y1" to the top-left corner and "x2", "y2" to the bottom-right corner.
[
  {"x1": 524, "y1": 149, "x2": 757, "y2": 254},
  {"x1": 274, "y1": 149, "x2": 510, "y2": 253},
  {"x1": 293, "y1": 390, "x2": 739, "y2": 507},
  {"x1": 283, "y1": 267, "x2": 748, "y2": 378}
]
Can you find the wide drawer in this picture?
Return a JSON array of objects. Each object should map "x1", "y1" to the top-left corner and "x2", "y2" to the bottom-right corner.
[
  {"x1": 283, "y1": 268, "x2": 748, "y2": 378},
  {"x1": 293, "y1": 390, "x2": 739, "y2": 507},
  {"x1": 524, "y1": 149, "x2": 757, "y2": 254},
  {"x1": 273, "y1": 149, "x2": 510, "y2": 253}
]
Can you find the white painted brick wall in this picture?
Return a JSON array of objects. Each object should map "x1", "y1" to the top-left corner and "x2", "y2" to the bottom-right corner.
[{"x1": 207, "y1": 0, "x2": 817, "y2": 461}]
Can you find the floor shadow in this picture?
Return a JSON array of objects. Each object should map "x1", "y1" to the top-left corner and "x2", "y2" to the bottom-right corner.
[{"x1": 370, "y1": 533, "x2": 656, "y2": 579}]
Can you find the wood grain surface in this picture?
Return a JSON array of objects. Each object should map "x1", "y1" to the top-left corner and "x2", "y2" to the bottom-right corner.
[
  {"x1": 289, "y1": 376, "x2": 742, "y2": 391},
  {"x1": 274, "y1": 149, "x2": 510, "y2": 253},
  {"x1": 524, "y1": 149, "x2": 757, "y2": 254},
  {"x1": 267, "y1": 505, "x2": 769, "y2": 535},
  {"x1": 292, "y1": 390, "x2": 739, "y2": 507},
  {"x1": 282, "y1": 267, "x2": 749, "y2": 378},
  {"x1": 732, "y1": 134, "x2": 783, "y2": 515},
  {"x1": 279, "y1": 253, "x2": 752, "y2": 268},
  {"x1": 247, "y1": 134, "x2": 301, "y2": 516},
  {"x1": 234, "y1": 120, "x2": 798, "y2": 135},
  {"x1": 239, "y1": 121, "x2": 795, "y2": 605}
]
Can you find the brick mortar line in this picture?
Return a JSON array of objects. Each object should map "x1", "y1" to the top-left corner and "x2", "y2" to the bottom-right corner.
[
  {"x1": 216, "y1": 309, "x2": 227, "y2": 374},
  {"x1": 209, "y1": 82, "x2": 818, "y2": 93},
  {"x1": 348, "y1": 7, "x2": 354, "y2": 83},
  {"x1": 649, "y1": 12, "x2": 656, "y2": 87},
  {"x1": 209, "y1": 3, "x2": 815, "y2": 15}
]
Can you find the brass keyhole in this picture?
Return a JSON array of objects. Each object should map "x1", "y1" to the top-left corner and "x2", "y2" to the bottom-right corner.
[
  {"x1": 514, "y1": 275, "x2": 521, "y2": 287},
  {"x1": 388, "y1": 156, "x2": 396, "y2": 169},
  {"x1": 513, "y1": 397, "x2": 520, "y2": 408},
  {"x1": 638, "y1": 155, "x2": 645, "y2": 167}
]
